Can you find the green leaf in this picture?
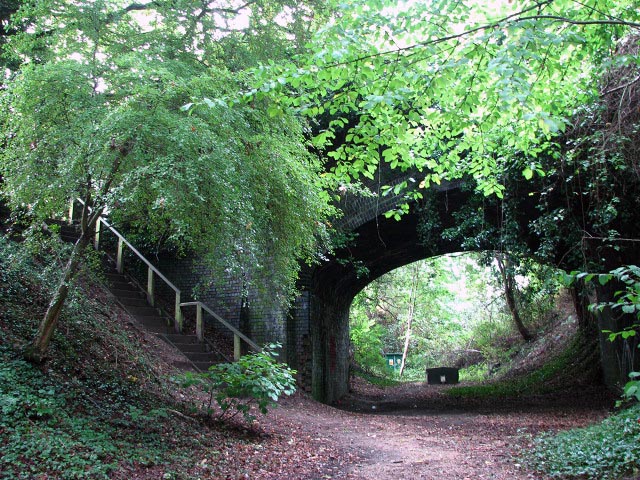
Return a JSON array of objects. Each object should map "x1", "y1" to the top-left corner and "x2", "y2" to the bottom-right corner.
[{"x1": 598, "y1": 274, "x2": 613, "y2": 286}]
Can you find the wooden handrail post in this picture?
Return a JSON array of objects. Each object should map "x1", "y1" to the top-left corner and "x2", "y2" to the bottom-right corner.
[
  {"x1": 174, "y1": 291, "x2": 183, "y2": 333},
  {"x1": 116, "y1": 238, "x2": 124, "y2": 273},
  {"x1": 196, "y1": 303, "x2": 203, "y2": 342},
  {"x1": 146, "y1": 267, "x2": 155, "y2": 307},
  {"x1": 233, "y1": 334, "x2": 241, "y2": 361},
  {"x1": 94, "y1": 220, "x2": 101, "y2": 250},
  {"x1": 68, "y1": 199, "x2": 75, "y2": 225}
]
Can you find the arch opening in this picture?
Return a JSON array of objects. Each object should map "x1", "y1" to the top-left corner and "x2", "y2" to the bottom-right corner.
[{"x1": 348, "y1": 253, "x2": 567, "y2": 386}]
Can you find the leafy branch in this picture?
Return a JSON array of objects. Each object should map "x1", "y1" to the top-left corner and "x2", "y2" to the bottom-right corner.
[
  {"x1": 563, "y1": 265, "x2": 640, "y2": 402},
  {"x1": 306, "y1": 1, "x2": 639, "y2": 70}
]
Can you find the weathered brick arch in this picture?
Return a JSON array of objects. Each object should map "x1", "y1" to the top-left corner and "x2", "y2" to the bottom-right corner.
[
  {"x1": 156, "y1": 168, "x2": 639, "y2": 405},
  {"x1": 300, "y1": 184, "x2": 495, "y2": 403},
  {"x1": 297, "y1": 180, "x2": 640, "y2": 404}
]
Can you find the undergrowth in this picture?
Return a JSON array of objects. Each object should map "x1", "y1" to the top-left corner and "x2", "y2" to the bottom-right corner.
[
  {"x1": 0, "y1": 348, "x2": 170, "y2": 479},
  {"x1": 527, "y1": 403, "x2": 640, "y2": 479},
  {"x1": 446, "y1": 334, "x2": 599, "y2": 398},
  {"x1": 0, "y1": 235, "x2": 221, "y2": 478}
]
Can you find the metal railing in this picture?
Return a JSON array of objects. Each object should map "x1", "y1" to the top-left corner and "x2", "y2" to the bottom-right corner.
[{"x1": 71, "y1": 199, "x2": 259, "y2": 357}]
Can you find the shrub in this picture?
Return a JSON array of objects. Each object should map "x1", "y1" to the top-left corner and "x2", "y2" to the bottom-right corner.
[
  {"x1": 0, "y1": 350, "x2": 120, "y2": 479},
  {"x1": 447, "y1": 336, "x2": 591, "y2": 398},
  {"x1": 180, "y1": 343, "x2": 296, "y2": 423},
  {"x1": 349, "y1": 315, "x2": 388, "y2": 375},
  {"x1": 459, "y1": 363, "x2": 489, "y2": 382}
]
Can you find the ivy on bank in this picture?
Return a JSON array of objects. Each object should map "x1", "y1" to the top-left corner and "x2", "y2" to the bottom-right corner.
[{"x1": 530, "y1": 265, "x2": 640, "y2": 479}]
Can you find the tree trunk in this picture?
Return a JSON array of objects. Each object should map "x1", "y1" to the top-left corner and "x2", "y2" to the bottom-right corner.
[
  {"x1": 239, "y1": 275, "x2": 251, "y2": 357},
  {"x1": 495, "y1": 253, "x2": 533, "y2": 342},
  {"x1": 23, "y1": 198, "x2": 104, "y2": 363},
  {"x1": 23, "y1": 231, "x2": 92, "y2": 363},
  {"x1": 570, "y1": 279, "x2": 598, "y2": 335},
  {"x1": 399, "y1": 264, "x2": 419, "y2": 376},
  {"x1": 24, "y1": 155, "x2": 121, "y2": 363}
]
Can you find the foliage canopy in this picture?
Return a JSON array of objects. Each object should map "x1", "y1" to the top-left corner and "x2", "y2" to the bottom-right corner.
[
  {"x1": 256, "y1": 0, "x2": 640, "y2": 198},
  {"x1": 0, "y1": 0, "x2": 334, "y2": 299}
]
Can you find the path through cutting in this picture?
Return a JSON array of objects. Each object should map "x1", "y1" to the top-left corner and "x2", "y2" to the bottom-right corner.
[{"x1": 268, "y1": 380, "x2": 614, "y2": 479}]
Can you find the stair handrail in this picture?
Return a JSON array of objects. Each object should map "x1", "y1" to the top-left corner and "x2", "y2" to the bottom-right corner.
[
  {"x1": 73, "y1": 198, "x2": 185, "y2": 332},
  {"x1": 71, "y1": 199, "x2": 261, "y2": 358},
  {"x1": 181, "y1": 301, "x2": 261, "y2": 360}
]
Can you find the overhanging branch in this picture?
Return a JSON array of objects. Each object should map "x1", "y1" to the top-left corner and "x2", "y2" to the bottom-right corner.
[
  {"x1": 318, "y1": 1, "x2": 639, "y2": 69},
  {"x1": 601, "y1": 74, "x2": 640, "y2": 96}
]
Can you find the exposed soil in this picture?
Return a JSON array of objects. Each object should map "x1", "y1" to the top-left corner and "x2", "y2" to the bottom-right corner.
[
  {"x1": 98, "y1": 287, "x2": 618, "y2": 479},
  {"x1": 119, "y1": 299, "x2": 617, "y2": 479},
  {"x1": 262, "y1": 377, "x2": 616, "y2": 480}
]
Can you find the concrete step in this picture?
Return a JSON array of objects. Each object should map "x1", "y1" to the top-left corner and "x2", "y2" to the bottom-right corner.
[
  {"x1": 60, "y1": 225, "x2": 80, "y2": 234},
  {"x1": 59, "y1": 227, "x2": 80, "y2": 243},
  {"x1": 177, "y1": 344, "x2": 211, "y2": 354},
  {"x1": 104, "y1": 272, "x2": 126, "y2": 282},
  {"x1": 98, "y1": 255, "x2": 230, "y2": 374},
  {"x1": 109, "y1": 280, "x2": 135, "y2": 291},
  {"x1": 182, "y1": 351, "x2": 219, "y2": 363},
  {"x1": 173, "y1": 360, "x2": 197, "y2": 371},
  {"x1": 135, "y1": 317, "x2": 170, "y2": 333},
  {"x1": 106, "y1": 277, "x2": 137, "y2": 289},
  {"x1": 126, "y1": 305, "x2": 159, "y2": 317},
  {"x1": 60, "y1": 234, "x2": 80, "y2": 243},
  {"x1": 162, "y1": 334, "x2": 201, "y2": 346},
  {"x1": 141, "y1": 322, "x2": 172, "y2": 335},
  {"x1": 117, "y1": 296, "x2": 149, "y2": 307},
  {"x1": 134, "y1": 314, "x2": 167, "y2": 325},
  {"x1": 111, "y1": 288, "x2": 145, "y2": 299},
  {"x1": 191, "y1": 361, "x2": 216, "y2": 372}
]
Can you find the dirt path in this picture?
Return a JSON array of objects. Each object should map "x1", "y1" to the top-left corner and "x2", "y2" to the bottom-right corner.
[{"x1": 266, "y1": 379, "x2": 615, "y2": 479}]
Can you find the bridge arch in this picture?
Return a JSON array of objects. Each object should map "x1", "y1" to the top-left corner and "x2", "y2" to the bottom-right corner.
[
  {"x1": 301, "y1": 179, "x2": 640, "y2": 403},
  {"x1": 304, "y1": 183, "x2": 505, "y2": 402},
  {"x1": 154, "y1": 170, "x2": 640, "y2": 405}
]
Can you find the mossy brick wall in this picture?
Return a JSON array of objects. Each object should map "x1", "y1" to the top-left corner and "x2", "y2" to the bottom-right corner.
[
  {"x1": 287, "y1": 290, "x2": 312, "y2": 391},
  {"x1": 141, "y1": 172, "x2": 464, "y2": 402},
  {"x1": 335, "y1": 173, "x2": 414, "y2": 231},
  {"x1": 113, "y1": 165, "x2": 640, "y2": 404},
  {"x1": 152, "y1": 255, "x2": 314, "y2": 389},
  {"x1": 335, "y1": 175, "x2": 463, "y2": 231},
  {"x1": 145, "y1": 174, "x2": 460, "y2": 400},
  {"x1": 154, "y1": 257, "x2": 288, "y2": 349}
]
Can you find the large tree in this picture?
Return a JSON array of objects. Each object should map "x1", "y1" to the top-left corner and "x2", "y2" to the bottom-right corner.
[
  {"x1": 0, "y1": 0, "x2": 22, "y2": 71},
  {"x1": 0, "y1": 0, "x2": 334, "y2": 362}
]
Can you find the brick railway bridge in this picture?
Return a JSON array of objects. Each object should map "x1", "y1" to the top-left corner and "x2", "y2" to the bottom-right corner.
[{"x1": 158, "y1": 169, "x2": 640, "y2": 404}]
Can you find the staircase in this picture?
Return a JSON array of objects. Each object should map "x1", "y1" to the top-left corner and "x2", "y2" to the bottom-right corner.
[
  {"x1": 105, "y1": 266, "x2": 229, "y2": 371},
  {"x1": 59, "y1": 222, "x2": 229, "y2": 372}
]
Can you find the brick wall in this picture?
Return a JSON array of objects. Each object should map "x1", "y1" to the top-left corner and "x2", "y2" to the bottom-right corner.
[{"x1": 155, "y1": 256, "x2": 303, "y2": 359}]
